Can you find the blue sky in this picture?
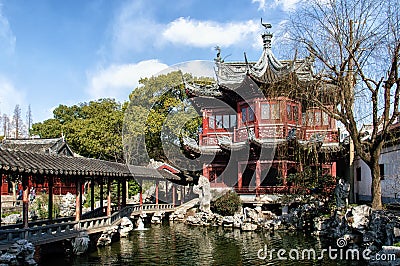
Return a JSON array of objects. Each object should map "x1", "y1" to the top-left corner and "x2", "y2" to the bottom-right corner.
[{"x1": 0, "y1": 0, "x2": 299, "y2": 124}]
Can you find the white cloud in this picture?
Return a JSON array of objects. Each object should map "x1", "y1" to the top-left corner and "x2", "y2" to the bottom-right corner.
[
  {"x1": 86, "y1": 59, "x2": 168, "y2": 100},
  {"x1": 158, "y1": 60, "x2": 216, "y2": 78},
  {"x1": 0, "y1": 77, "x2": 26, "y2": 116},
  {"x1": 109, "y1": 1, "x2": 162, "y2": 59},
  {"x1": 252, "y1": 0, "x2": 267, "y2": 11},
  {"x1": 162, "y1": 17, "x2": 260, "y2": 48},
  {"x1": 0, "y1": 5, "x2": 16, "y2": 56},
  {"x1": 253, "y1": 0, "x2": 301, "y2": 12}
]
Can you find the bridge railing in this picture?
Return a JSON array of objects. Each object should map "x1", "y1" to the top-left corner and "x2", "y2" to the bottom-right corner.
[
  {"x1": 129, "y1": 203, "x2": 175, "y2": 215},
  {"x1": 0, "y1": 216, "x2": 75, "y2": 231},
  {"x1": 0, "y1": 221, "x2": 79, "y2": 248},
  {"x1": 75, "y1": 216, "x2": 110, "y2": 231},
  {"x1": 81, "y1": 205, "x2": 120, "y2": 220},
  {"x1": 0, "y1": 203, "x2": 177, "y2": 249}
]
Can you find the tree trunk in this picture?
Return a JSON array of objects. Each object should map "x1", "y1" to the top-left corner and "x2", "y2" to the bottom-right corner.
[{"x1": 370, "y1": 159, "x2": 383, "y2": 210}]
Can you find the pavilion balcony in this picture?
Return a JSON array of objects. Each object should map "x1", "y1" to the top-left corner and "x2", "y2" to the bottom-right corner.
[
  {"x1": 303, "y1": 129, "x2": 339, "y2": 143},
  {"x1": 234, "y1": 124, "x2": 302, "y2": 143},
  {"x1": 200, "y1": 132, "x2": 234, "y2": 146}
]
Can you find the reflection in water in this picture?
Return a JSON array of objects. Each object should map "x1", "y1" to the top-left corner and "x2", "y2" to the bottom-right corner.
[{"x1": 38, "y1": 223, "x2": 362, "y2": 265}]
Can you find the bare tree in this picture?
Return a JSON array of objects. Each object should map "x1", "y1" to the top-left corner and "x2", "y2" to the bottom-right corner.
[
  {"x1": 12, "y1": 104, "x2": 22, "y2": 139},
  {"x1": 3, "y1": 114, "x2": 9, "y2": 138},
  {"x1": 286, "y1": 0, "x2": 399, "y2": 209},
  {"x1": 26, "y1": 104, "x2": 32, "y2": 137}
]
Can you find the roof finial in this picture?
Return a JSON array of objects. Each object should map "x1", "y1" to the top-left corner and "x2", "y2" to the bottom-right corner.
[
  {"x1": 214, "y1": 46, "x2": 223, "y2": 63},
  {"x1": 261, "y1": 18, "x2": 273, "y2": 49}
]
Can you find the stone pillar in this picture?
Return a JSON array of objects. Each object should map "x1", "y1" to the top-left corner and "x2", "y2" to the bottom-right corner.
[
  {"x1": 121, "y1": 178, "x2": 126, "y2": 208},
  {"x1": 155, "y1": 181, "x2": 159, "y2": 205},
  {"x1": 48, "y1": 176, "x2": 54, "y2": 221},
  {"x1": 22, "y1": 174, "x2": 29, "y2": 228},
  {"x1": 107, "y1": 178, "x2": 111, "y2": 216},
  {"x1": 75, "y1": 179, "x2": 82, "y2": 221},
  {"x1": 90, "y1": 177, "x2": 95, "y2": 211}
]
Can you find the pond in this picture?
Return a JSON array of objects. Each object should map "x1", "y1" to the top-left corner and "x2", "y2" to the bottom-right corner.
[{"x1": 38, "y1": 223, "x2": 363, "y2": 265}]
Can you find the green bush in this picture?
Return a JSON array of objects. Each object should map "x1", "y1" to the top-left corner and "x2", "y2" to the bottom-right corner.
[{"x1": 211, "y1": 191, "x2": 242, "y2": 216}]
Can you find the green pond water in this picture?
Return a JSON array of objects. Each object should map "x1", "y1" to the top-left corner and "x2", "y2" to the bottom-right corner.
[{"x1": 38, "y1": 223, "x2": 364, "y2": 265}]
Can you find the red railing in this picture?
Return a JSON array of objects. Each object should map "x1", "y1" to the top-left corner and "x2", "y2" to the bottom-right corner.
[
  {"x1": 53, "y1": 186, "x2": 76, "y2": 195},
  {"x1": 234, "y1": 186, "x2": 302, "y2": 195}
]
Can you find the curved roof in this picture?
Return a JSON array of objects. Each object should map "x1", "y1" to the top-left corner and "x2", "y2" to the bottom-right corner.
[
  {"x1": 0, "y1": 148, "x2": 164, "y2": 180},
  {"x1": 1, "y1": 137, "x2": 74, "y2": 156},
  {"x1": 185, "y1": 27, "x2": 314, "y2": 99}
]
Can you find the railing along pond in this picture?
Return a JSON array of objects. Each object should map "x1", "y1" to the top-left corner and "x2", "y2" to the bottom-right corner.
[{"x1": 0, "y1": 203, "x2": 175, "y2": 249}]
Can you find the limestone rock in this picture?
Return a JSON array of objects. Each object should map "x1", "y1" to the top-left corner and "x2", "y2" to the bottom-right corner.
[
  {"x1": 244, "y1": 207, "x2": 259, "y2": 222},
  {"x1": 0, "y1": 240, "x2": 37, "y2": 265},
  {"x1": 241, "y1": 222, "x2": 257, "y2": 231},
  {"x1": 97, "y1": 226, "x2": 118, "y2": 247},
  {"x1": 193, "y1": 175, "x2": 211, "y2": 213},
  {"x1": 349, "y1": 205, "x2": 372, "y2": 230},
  {"x1": 222, "y1": 216, "x2": 234, "y2": 227},
  {"x1": 59, "y1": 192, "x2": 76, "y2": 217},
  {"x1": 119, "y1": 217, "x2": 134, "y2": 237},
  {"x1": 151, "y1": 211, "x2": 164, "y2": 224},
  {"x1": 1, "y1": 213, "x2": 22, "y2": 225},
  {"x1": 72, "y1": 231, "x2": 90, "y2": 255}
]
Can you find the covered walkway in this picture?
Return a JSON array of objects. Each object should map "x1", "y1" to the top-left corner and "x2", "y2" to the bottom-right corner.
[{"x1": 0, "y1": 148, "x2": 187, "y2": 228}]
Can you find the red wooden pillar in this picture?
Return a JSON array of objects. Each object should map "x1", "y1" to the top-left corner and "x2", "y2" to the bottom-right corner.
[
  {"x1": 139, "y1": 179, "x2": 143, "y2": 208},
  {"x1": 0, "y1": 173, "x2": 3, "y2": 225},
  {"x1": 90, "y1": 177, "x2": 95, "y2": 211},
  {"x1": 172, "y1": 185, "x2": 176, "y2": 206},
  {"x1": 99, "y1": 177, "x2": 104, "y2": 210},
  {"x1": 256, "y1": 160, "x2": 261, "y2": 196},
  {"x1": 75, "y1": 179, "x2": 82, "y2": 221},
  {"x1": 155, "y1": 181, "x2": 159, "y2": 205},
  {"x1": 107, "y1": 178, "x2": 112, "y2": 216},
  {"x1": 48, "y1": 176, "x2": 54, "y2": 221},
  {"x1": 256, "y1": 161, "x2": 261, "y2": 188},
  {"x1": 282, "y1": 162, "x2": 287, "y2": 186},
  {"x1": 331, "y1": 162, "x2": 337, "y2": 177},
  {"x1": 117, "y1": 179, "x2": 121, "y2": 210},
  {"x1": 22, "y1": 175, "x2": 29, "y2": 228},
  {"x1": 237, "y1": 164, "x2": 243, "y2": 189},
  {"x1": 203, "y1": 164, "x2": 210, "y2": 181}
]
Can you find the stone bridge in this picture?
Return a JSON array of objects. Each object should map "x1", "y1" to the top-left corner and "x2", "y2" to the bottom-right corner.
[{"x1": 0, "y1": 203, "x2": 175, "y2": 251}]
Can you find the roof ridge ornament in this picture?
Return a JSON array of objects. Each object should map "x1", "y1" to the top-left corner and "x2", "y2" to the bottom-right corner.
[
  {"x1": 214, "y1": 46, "x2": 222, "y2": 63},
  {"x1": 260, "y1": 18, "x2": 273, "y2": 49}
]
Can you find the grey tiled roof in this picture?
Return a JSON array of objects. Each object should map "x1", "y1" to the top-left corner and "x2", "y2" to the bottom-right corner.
[
  {"x1": 0, "y1": 148, "x2": 165, "y2": 179},
  {"x1": 1, "y1": 138, "x2": 73, "y2": 156}
]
